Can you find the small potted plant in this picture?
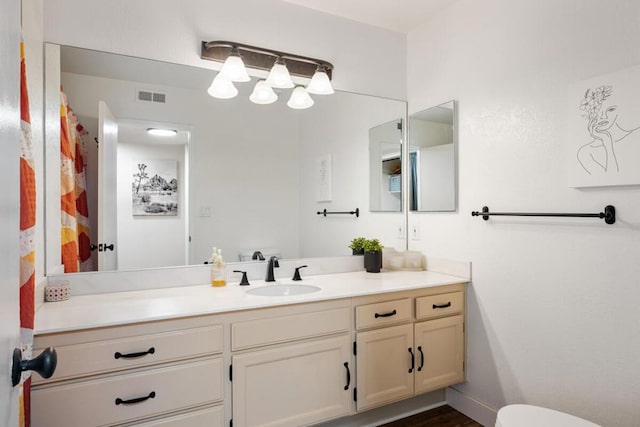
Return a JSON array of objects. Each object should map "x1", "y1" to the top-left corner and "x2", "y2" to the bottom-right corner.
[
  {"x1": 348, "y1": 237, "x2": 367, "y2": 255},
  {"x1": 363, "y1": 239, "x2": 383, "y2": 273}
]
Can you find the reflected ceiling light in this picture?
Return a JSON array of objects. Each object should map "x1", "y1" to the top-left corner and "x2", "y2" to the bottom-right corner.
[
  {"x1": 207, "y1": 74, "x2": 238, "y2": 99},
  {"x1": 306, "y1": 66, "x2": 334, "y2": 95},
  {"x1": 266, "y1": 57, "x2": 294, "y2": 89},
  {"x1": 287, "y1": 86, "x2": 314, "y2": 110},
  {"x1": 201, "y1": 41, "x2": 334, "y2": 109},
  {"x1": 147, "y1": 128, "x2": 178, "y2": 137},
  {"x1": 249, "y1": 80, "x2": 278, "y2": 104},
  {"x1": 218, "y1": 49, "x2": 251, "y2": 82}
]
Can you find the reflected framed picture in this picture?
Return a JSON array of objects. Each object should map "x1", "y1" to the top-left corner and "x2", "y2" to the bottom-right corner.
[
  {"x1": 131, "y1": 160, "x2": 178, "y2": 216},
  {"x1": 315, "y1": 154, "x2": 332, "y2": 202}
]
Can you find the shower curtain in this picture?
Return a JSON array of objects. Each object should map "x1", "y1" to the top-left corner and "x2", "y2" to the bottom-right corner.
[
  {"x1": 19, "y1": 39, "x2": 35, "y2": 427},
  {"x1": 60, "y1": 91, "x2": 92, "y2": 272}
]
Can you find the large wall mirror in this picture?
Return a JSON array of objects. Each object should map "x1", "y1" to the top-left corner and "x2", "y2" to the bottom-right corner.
[
  {"x1": 45, "y1": 45, "x2": 407, "y2": 274},
  {"x1": 408, "y1": 100, "x2": 457, "y2": 212}
]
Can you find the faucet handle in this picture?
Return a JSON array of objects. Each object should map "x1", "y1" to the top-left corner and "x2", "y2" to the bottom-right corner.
[
  {"x1": 292, "y1": 265, "x2": 308, "y2": 281},
  {"x1": 233, "y1": 270, "x2": 250, "y2": 286}
]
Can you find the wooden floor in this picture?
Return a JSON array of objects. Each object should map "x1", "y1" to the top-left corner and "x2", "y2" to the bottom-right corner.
[{"x1": 379, "y1": 405, "x2": 483, "y2": 427}]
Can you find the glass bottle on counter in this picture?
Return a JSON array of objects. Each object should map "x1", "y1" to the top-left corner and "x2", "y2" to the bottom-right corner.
[{"x1": 210, "y1": 247, "x2": 227, "y2": 287}]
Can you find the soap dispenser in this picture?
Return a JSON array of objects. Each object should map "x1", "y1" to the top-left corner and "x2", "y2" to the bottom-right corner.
[{"x1": 210, "y1": 247, "x2": 227, "y2": 287}]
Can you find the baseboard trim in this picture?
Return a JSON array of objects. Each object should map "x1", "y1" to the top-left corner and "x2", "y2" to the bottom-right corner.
[
  {"x1": 318, "y1": 391, "x2": 445, "y2": 427},
  {"x1": 446, "y1": 387, "x2": 498, "y2": 427}
]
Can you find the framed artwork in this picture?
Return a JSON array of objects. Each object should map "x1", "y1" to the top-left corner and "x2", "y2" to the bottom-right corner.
[
  {"x1": 568, "y1": 64, "x2": 640, "y2": 187},
  {"x1": 315, "y1": 153, "x2": 332, "y2": 202},
  {"x1": 132, "y1": 160, "x2": 178, "y2": 216}
]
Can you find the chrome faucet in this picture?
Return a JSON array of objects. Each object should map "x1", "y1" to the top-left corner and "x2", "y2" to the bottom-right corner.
[{"x1": 265, "y1": 256, "x2": 279, "y2": 282}]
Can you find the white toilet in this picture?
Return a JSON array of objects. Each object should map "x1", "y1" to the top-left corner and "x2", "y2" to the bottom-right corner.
[{"x1": 496, "y1": 404, "x2": 601, "y2": 427}]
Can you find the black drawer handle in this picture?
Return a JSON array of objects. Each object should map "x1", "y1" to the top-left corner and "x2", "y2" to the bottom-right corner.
[
  {"x1": 114, "y1": 347, "x2": 155, "y2": 359},
  {"x1": 115, "y1": 391, "x2": 156, "y2": 406},
  {"x1": 432, "y1": 302, "x2": 452, "y2": 309},
  {"x1": 417, "y1": 346, "x2": 424, "y2": 372},
  {"x1": 344, "y1": 362, "x2": 351, "y2": 390},
  {"x1": 374, "y1": 309, "x2": 397, "y2": 318},
  {"x1": 408, "y1": 348, "x2": 415, "y2": 373}
]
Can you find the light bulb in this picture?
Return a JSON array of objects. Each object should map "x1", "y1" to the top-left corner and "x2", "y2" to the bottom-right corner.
[
  {"x1": 287, "y1": 86, "x2": 314, "y2": 110},
  {"x1": 207, "y1": 74, "x2": 238, "y2": 99},
  {"x1": 266, "y1": 58, "x2": 294, "y2": 89},
  {"x1": 249, "y1": 80, "x2": 278, "y2": 104},
  {"x1": 306, "y1": 66, "x2": 334, "y2": 95},
  {"x1": 218, "y1": 51, "x2": 250, "y2": 82}
]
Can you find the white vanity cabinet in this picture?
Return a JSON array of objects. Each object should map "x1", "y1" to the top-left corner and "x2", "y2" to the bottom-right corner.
[
  {"x1": 353, "y1": 286, "x2": 465, "y2": 412},
  {"x1": 229, "y1": 302, "x2": 353, "y2": 427},
  {"x1": 31, "y1": 316, "x2": 225, "y2": 427}
]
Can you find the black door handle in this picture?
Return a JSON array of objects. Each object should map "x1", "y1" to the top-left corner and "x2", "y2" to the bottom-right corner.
[
  {"x1": 114, "y1": 347, "x2": 155, "y2": 359},
  {"x1": 344, "y1": 362, "x2": 351, "y2": 390},
  {"x1": 432, "y1": 302, "x2": 452, "y2": 309},
  {"x1": 374, "y1": 309, "x2": 397, "y2": 318},
  {"x1": 12, "y1": 347, "x2": 57, "y2": 387},
  {"x1": 417, "y1": 346, "x2": 424, "y2": 372},
  {"x1": 408, "y1": 348, "x2": 415, "y2": 373},
  {"x1": 115, "y1": 391, "x2": 156, "y2": 405}
]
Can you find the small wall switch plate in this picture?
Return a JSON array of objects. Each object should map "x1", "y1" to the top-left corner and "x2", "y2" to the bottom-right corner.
[
  {"x1": 199, "y1": 206, "x2": 212, "y2": 217},
  {"x1": 411, "y1": 223, "x2": 420, "y2": 240},
  {"x1": 397, "y1": 223, "x2": 405, "y2": 239}
]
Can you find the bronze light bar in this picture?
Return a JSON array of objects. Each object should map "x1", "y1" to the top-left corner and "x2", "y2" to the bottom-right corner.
[{"x1": 201, "y1": 40, "x2": 333, "y2": 80}]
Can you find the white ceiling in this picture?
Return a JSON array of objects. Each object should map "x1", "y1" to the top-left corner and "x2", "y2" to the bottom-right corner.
[{"x1": 282, "y1": 0, "x2": 458, "y2": 33}]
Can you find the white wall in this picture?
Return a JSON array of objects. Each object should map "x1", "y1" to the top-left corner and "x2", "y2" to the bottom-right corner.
[
  {"x1": 298, "y1": 92, "x2": 406, "y2": 257},
  {"x1": 116, "y1": 143, "x2": 186, "y2": 270},
  {"x1": 43, "y1": 0, "x2": 406, "y2": 100},
  {"x1": 407, "y1": 1, "x2": 640, "y2": 426},
  {"x1": 60, "y1": 71, "x2": 301, "y2": 265}
]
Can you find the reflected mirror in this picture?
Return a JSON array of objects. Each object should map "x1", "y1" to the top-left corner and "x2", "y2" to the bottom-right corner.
[
  {"x1": 409, "y1": 100, "x2": 456, "y2": 212},
  {"x1": 47, "y1": 45, "x2": 407, "y2": 273},
  {"x1": 369, "y1": 119, "x2": 403, "y2": 212}
]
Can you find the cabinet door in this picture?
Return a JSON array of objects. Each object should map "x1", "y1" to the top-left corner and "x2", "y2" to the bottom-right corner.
[
  {"x1": 232, "y1": 335, "x2": 352, "y2": 427},
  {"x1": 414, "y1": 315, "x2": 464, "y2": 394},
  {"x1": 355, "y1": 324, "x2": 414, "y2": 412}
]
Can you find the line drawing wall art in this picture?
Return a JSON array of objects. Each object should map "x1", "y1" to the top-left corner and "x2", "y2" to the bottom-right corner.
[{"x1": 568, "y1": 65, "x2": 640, "y2": 187}]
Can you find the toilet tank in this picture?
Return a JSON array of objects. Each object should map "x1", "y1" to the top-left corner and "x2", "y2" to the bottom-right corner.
[{"x1": 238, "y1": 248, "x2": 281, "y2": 262}]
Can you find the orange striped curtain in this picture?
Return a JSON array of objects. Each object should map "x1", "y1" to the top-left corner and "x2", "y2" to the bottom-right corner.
[
  {"x1": 60, "y1": 92, "x2": 92, "y2": 272},
  {"x1": 19, "y1": 40, "x2": 36, "y2": 427}
]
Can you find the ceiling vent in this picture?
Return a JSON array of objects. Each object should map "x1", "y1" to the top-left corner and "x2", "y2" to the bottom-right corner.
[{"x1": 137, "y1": 89, "x2": 166, "y2": 104}]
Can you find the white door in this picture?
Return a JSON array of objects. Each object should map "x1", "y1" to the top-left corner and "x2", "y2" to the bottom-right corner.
[
  {"x1": 98, "y1": 101, "x2": 119, "y2": 270},
  {"x1": 1, "y1": 0, "x2": 23, "y2": 424}
]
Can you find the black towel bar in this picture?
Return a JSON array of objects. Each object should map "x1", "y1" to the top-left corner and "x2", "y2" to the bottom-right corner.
[{"x1": 471, "y1": 205, "x2": 615, "y2": 224}]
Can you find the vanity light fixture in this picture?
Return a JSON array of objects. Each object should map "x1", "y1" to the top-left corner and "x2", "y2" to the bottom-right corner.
[
  {"x1": 207, "y1": 74, "x2": 239, "y2": 99},
  {"x1": 266, "y1": 57, "x2": 294, "y2": 89},
  {"x1": 218, "y1": 48, "x2": 251, "y2": 82},
  {"x1": 306, "y1": 65, "x2": 334, "y2": 95},
  {"x1": 201, "y1": 40, "x2": 334, "y2": 108},
  {"x1": 249, "y1": 80, "x2": 278, "y2": 105},
  {"x1": 287, "y1": 86, "x2": 314, "y2": 110},
  {"x1": 147, "y1": 128, "x2": 178, "y2": 137}
]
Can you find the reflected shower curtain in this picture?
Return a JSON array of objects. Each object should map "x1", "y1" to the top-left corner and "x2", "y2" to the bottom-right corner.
[
  {"x1": 60, "y1": 91, "x2": 92, "y2": 272},
  {"x1": 19, "y1": 39, "x2": 35, "y2": 427}
]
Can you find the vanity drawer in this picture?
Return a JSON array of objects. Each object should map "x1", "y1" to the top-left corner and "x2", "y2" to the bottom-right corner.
[
  {"x1": 31, "y1": 357, "x2": 223, "y2": 427},
  {"x1": 33, "y1": 324, "x2": 223, "y2": 384},
  {"x1": 355, "y1": 298, "x2": 411, "y2": 330},
  {"x1": 416, "y1": 292, "x2": 463, "y2": 320},
  {"x1": 126, "y1": 405, "x2": 224, "y2": 427},
  {"x1": 232, "y1": 307, "x2": 350, "y2": 351}
]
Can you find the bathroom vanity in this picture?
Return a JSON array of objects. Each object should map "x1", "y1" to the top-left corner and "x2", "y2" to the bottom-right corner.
[{"x1": 31, "y1": 270, "x2": 467, "y2": 427}]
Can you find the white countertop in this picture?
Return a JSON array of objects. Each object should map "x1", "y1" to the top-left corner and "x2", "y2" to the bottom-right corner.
[{"x1": 35, "y1": 270, "x2": 468, "y2": 335}]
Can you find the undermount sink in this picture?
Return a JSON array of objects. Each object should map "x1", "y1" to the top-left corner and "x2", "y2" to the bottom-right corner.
[{"x1": 246, "y1": 284, "x2": 321, "y2": 297}]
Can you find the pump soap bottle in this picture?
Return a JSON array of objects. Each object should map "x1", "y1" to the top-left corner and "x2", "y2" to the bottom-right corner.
[{"x1": 210, "y1": 247, "x2": 227, "y2": 287}]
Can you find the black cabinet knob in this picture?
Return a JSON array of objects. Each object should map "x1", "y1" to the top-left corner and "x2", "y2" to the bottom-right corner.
[{"x1": 12, "y1": 347, "x2": 57, "y2": 387}]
